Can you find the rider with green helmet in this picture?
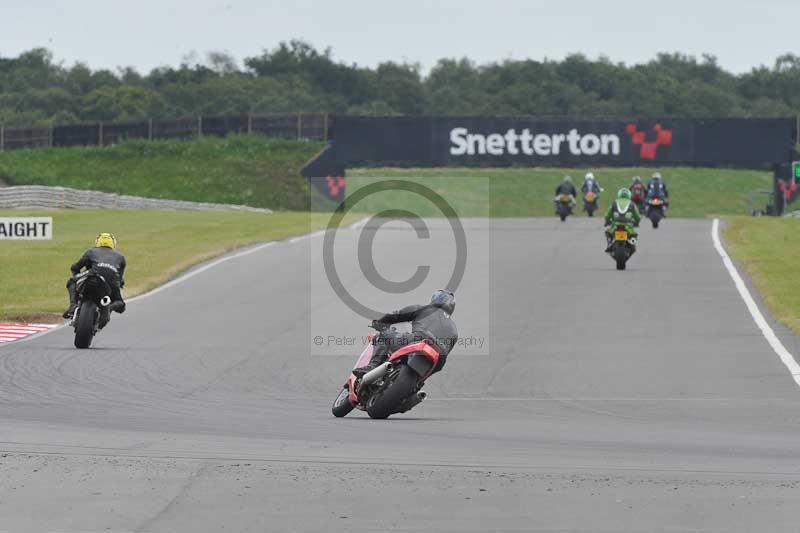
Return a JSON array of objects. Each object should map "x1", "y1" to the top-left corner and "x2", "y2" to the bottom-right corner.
[{"x1": 604, "y1": 188, "x2": 641, "y2": 252}]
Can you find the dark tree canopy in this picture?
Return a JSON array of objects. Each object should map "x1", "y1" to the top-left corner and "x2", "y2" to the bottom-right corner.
[{"x1": 0, "y1": 41, "x2": 798, "y2": 126}]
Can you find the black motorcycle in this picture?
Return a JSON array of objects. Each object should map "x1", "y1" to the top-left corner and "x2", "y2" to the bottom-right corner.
[
  {"x1": 555, "y1": 194, "x2": 574, "y2": 221},
  {"x1": 645, "y1": 197, "x2": 666, "y2": 228},
  {"x1": 608, "y1": 224, "x2": 637, "y2": 271},
  {"x1": 582, "y1": 191, "x2": 599, "y2": 217},
  {"x1": 71, "y1": 269, "x2": 114, "y2": 349}
]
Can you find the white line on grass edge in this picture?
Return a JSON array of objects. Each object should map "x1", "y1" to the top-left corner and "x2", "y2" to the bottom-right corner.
[
  {"x1": 2, "y1": 218, "x2": 365, "y2": 345},
  {"x1": 712, "y1": 218, "x2": 800, "y2": 387}
]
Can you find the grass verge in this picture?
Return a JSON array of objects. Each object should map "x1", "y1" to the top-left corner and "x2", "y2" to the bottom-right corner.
[
  {"x1": 0, "y1": 209, "x2": 348, "y2": 322},
  {"x1": 348, "y1": 167, "x2": 771, "y2": 217},
  {"x1": 724, "y1": 217, "x2": 800, "y2": 335},
  {"x1": 0, "y1": 136, "x2": 324, "y2": 211}
]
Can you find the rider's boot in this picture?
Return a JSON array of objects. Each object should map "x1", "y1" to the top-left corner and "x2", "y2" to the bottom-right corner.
[{"x1": 62, "y1": 282, "x2": 78, "y2": 319}]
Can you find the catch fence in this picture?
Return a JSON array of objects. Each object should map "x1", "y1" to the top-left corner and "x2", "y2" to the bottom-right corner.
[{"x1": 0, "y1": 113, "x2": 328, "y2": 151}]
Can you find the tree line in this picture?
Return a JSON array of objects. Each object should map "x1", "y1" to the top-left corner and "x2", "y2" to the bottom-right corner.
[{"x1": 2, "y1": 40, "x2": 800, "y2": 127}]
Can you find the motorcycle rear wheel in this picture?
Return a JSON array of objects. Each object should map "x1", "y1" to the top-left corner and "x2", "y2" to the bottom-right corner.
[
  {"x1": 366, "y1": 365, "x2": 418, "y2": 420},
  {"x1": 74, "y1": 300, "x2": 97, "y2": 349}
]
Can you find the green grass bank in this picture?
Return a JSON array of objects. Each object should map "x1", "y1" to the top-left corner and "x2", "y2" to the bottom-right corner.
[
  {"x1": 347, "y1": 167, "x2": 771, "y2": 217},
  {"x1": 724, "y1": 217, "x2": 800, "y2": 335},
  {"x1": 0, "y1": 136, "x2": 324, "y2": 211}
]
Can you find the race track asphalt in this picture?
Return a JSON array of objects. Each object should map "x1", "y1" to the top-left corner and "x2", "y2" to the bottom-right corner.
[{"x1": 1, "y1": 217, "x2": 799, "y2": 532}]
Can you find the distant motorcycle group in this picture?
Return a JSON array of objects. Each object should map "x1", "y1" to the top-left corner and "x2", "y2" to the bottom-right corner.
[{"x1": 554, "y1": 172, "x2": 671, "y2": 270}]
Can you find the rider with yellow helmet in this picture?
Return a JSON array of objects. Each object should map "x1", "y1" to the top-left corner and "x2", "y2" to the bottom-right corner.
[{"x1": 63, "y1": 233, "x2": 127, "y2": 319}]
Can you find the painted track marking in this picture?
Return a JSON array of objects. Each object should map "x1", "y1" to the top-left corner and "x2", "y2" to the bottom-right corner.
[
  {"x1": 0, "y1": 323, "x2": 58, "y2": 343},
  {"x1": 712, "y1": 218, "x2": 800, "y2": 387}
]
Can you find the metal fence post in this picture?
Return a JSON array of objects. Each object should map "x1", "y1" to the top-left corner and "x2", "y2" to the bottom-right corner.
[
  {"x1": 323, "y1": 113, "x2": 328, "y2": 140},
  {"x1": 99, "y1": 122, "x2": 104, "y2": 147},
  {"x1": 247, "y1": 114, "x2": 252, "y2": 134},
  {"x1": 48, "y1": 126, "x2": 53, "y2": 148},
  {"x1": 0, "y1": 125, "x2": 4, "y2": 153},
  {"x1": 297, "y1": 112, "x2": 302, "y2": 140},
  {"x1": 198, "y1": 116, "x2": 203, "y2": 137},
  {"x1": 148, "y1": 119, "x2": 153, "y2": 141}
]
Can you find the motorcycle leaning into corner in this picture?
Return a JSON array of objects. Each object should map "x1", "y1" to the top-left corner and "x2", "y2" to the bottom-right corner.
[{"x1": 332, "y1": 322, "x2": 439, "y2": 419}]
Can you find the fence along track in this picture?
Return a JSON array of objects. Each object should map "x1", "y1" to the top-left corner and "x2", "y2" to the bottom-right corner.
[
  {"x1": 0, "y1": 186, "x2": 272, "y2": 213},
  {"x1": 0, "y1": 113, "x2": 327, "y2": 151}
]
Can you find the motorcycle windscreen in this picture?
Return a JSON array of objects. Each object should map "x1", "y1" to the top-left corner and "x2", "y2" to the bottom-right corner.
[{"x1": 353, "y1": 338, "x2": 374, "y2": 369}]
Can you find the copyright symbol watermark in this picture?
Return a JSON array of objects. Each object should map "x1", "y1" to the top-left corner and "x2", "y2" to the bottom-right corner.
[{"x1": 322, "y1": 180, "x2": 468, "y2": 319}]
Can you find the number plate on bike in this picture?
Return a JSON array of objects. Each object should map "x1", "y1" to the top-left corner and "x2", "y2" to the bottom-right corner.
[{"x1": 614, "y1": 230, "x2": 628, "y2": 241}]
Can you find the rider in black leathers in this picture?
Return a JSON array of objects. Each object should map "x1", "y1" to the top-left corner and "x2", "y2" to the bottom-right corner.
[
  {"x1": 581, "y1": 172, "x2": 602, "y2": 195},
  {"x1": 555, "y1": 175, "x2": 578, "y2": 198},
  {"x1": 62, "y1": 233, "x2": 127, "y2": 320},
  {"x1": 646, "y1": 172, "x2": 670, "y2": 212},
  {"x1": 353, "y1": 290, "x2": 458, "y2": 377}
]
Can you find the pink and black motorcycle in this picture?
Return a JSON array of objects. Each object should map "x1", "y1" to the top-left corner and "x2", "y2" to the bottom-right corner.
[{"x1": 331, "y1": 323, "x2": 439, "y2": 419}]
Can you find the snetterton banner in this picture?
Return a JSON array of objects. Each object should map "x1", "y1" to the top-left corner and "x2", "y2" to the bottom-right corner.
[{"x1": 331, "y1": 116, "x2": 795, "y2": 168}]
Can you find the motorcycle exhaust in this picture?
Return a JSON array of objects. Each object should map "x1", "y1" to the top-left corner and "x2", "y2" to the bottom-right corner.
[
  {"x1": 100, "y1": 296, "x2": 111, "y2": 306},
  {"x1": 358, "y1": 362, "x2": 392, "y2": 389}
]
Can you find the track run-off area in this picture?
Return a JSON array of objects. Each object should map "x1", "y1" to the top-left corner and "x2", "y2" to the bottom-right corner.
[{"x1": 1, "y1": 217, "x2": 799, "y2": 532}]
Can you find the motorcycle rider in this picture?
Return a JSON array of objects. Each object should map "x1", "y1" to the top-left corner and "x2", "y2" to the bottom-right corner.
[
  {"x1": 629, "y1": 176, "x2": 646, "y2": 209},
  {"x1": 554, "y1": 175, "x2": 577, "y2": 208},
  {"x1": 646, "y1": 172, "x2": 670, "y2": 213},
  {"x1": 353, "y1": 289, "x2": 458, "y2": 378},
  {"x1": 62, "y1": 232, "x2": 127, "y2": 320},
  {"x1": 581, "y1": 172, "x2": 603, "y2": 195},
  {"x1": 581, "y1": 172, "x2": 603, "y2": 213},
  {"x1": 604, "y1": 188, "x2": 641, "y2": 252}
]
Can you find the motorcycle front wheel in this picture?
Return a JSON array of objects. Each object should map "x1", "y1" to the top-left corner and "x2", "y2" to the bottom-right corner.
[{"x1": 332, "y1": 387, "x2": 356, "y2": 418}]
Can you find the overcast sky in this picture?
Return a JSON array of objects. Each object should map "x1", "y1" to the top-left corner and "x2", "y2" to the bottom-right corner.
[{"x1": 2, "y1": 0, "x2": 798, "y2": 74}]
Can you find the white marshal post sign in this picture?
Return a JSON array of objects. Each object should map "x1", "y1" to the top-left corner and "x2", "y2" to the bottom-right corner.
[{"x1": 0, "y1": 217, "x2": 53, "y2": 240}]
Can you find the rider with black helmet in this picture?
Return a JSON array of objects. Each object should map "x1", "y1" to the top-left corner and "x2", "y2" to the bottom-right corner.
[{"x1": 353, "y1": 289, "x2": 459, "y2": 377}]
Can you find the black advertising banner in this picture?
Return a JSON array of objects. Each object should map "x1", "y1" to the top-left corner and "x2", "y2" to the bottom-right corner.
[{"x1": 332, "y1": 116, "x2": 795, "y2": 168}]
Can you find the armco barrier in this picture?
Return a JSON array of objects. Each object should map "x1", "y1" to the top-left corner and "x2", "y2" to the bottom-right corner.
[{"x1": 0, "y1": 186, "x2": 272, "y2": 213}]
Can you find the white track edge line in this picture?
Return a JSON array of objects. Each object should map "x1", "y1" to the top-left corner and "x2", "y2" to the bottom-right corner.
[
  {"x1": 712, "y1": 218, "x2": 800, "y2": 387},
  {"x1": 127, "y1": 241, "x2": 277, "y2": 303}
]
